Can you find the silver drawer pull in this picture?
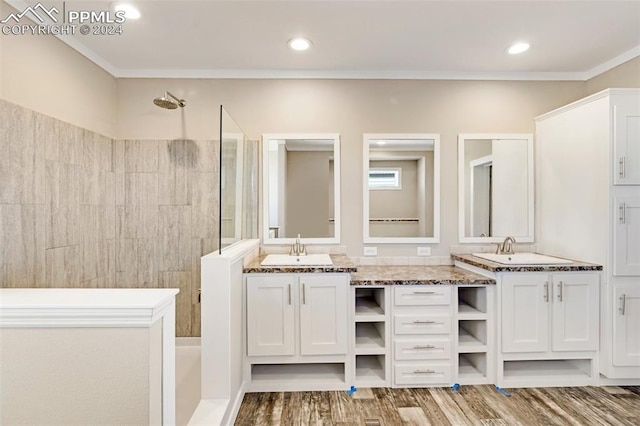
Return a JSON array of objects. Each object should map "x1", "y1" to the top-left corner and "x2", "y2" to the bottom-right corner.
[
  {"x1": 412, "y1": 320, "x2": 436, "y2": 324},
  {"x1": 413, "y1": 369, "x2": 436, "y2": 374},
  {"x1": 413, "y1": 345, "x2": 436, "y2": 350},
  {"x1": 412, "y1": 291, "x2": 436, "y2": 295},
  {"x1": 620, "y1": 294, "x2": 627, "y2": 315}
]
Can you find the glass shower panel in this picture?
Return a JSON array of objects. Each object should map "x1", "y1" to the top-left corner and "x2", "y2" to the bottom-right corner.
[{"x1": 219, "y1": 106, "x2": 258, "y2": 252}]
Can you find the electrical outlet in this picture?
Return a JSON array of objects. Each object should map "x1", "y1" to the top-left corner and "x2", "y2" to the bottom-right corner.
[
  {"x1": 417, "y1": 247, "x2": 431, "y2": 256},
  {"x1": 364, "y1": 246, "x2": 378, "y2": 256}
]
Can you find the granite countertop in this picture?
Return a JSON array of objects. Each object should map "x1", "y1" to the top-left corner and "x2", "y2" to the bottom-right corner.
[
  {"x1": 350, "y1": 265, "x2": 496, "y2": 286},
  {"x1": 243, "y1": 254, "x2": 357, "y2": 274},
  {"x1": 451, "y1": 253, "x2": 603, "y2": 273}
]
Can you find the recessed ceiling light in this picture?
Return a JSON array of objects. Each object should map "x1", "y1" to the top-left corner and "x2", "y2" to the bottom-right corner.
[
  {"x1": 508, "y1": 42, "x2": 530, "y2": 55},
  {"x1": 114, "y1": 3, "x2": 141, "y2": 20},
  {"x1": 288, "y1": 38, "x2": 312, "y2": 51}
]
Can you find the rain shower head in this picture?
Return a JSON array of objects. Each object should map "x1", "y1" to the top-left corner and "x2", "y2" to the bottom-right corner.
[{"x1": 153, "y1": 91, "x2": 186, "y2": 109}]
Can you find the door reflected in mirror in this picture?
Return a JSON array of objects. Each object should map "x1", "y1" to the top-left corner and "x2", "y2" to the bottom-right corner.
[
  {"x1": 363, "y1": 134, "x2": 440, "y2": 244},
  {"x1": 262, "y1": 134, "x2": 340, "y2": 244},
  {"x1": 458, "y1": 134, "x2": 534, "y2": 243}
]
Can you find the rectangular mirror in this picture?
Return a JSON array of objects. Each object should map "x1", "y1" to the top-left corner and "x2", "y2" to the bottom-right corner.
[
  {"x1": 458, "y1": 133, "x2": 534, "y2": 243},
  {"x1": 363, "y1": 134, "x2": 440, "y2": 244},
  {"x1": 262, "y1": 133, "x2": 340, "y2": 244}
]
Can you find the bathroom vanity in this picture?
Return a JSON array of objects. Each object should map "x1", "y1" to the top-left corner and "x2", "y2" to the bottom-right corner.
[
  {"x1": 453, "y1": 253, "x2": 602, "y2": 388},
  {"x1": 242, "y1": 255, "x2": 496, "y2": 392}
]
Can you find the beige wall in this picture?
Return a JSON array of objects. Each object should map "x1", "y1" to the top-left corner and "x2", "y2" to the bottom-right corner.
[
  {"x1": 116, "y1": 78, "x2": 585, "y2": 256},
  {"x1": 0, "y1": 326, "x2": 160, "y2": 425},
  {"x1": 0, "y1": 2, "x2": 116, "y2": 137},
  {"x1": 585, "y1": 56, "x2": 640, "y2": 95}
]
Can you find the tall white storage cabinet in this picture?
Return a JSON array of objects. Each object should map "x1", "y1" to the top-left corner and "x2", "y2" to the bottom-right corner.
[{"x1": 536, "y1": 88, "x2": 640, "y2": 381}]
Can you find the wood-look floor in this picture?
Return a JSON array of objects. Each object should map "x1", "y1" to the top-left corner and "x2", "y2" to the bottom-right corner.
[{"x1": 235, "y1": 386, "x2": 640, "y2": 425}]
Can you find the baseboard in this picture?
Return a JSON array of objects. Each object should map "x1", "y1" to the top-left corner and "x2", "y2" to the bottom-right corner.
[
  {"x1": 222, "y1": 381, "x2": 247, "y2": 426},
  {"x1": 187, "y1": 382, "x2": 246, "y2": 426},
  {"x1": 599, "y1": 376, "x2": 640, "y2": 386},
  {"x1": 176, "y1": 337, "x2": 201, "y2": 346}
]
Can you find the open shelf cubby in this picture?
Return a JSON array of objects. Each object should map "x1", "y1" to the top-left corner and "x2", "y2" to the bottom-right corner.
[
  {"x1": 458, "y1": 320, "x2": 487, "y2": 352},
  {"x1": 355, "y1": 288, "x2": 385, "y2": 320},
  {"x1": 355, "y1": 355, "x2": 386, "y2": 383},
  {"x1": 503, "y1": 359, "x2": 592, "y2": 380},
  {"x1": 251, "y1": 363, "x2": 346, "y2": 385},
  {"x1": 458, "y1": 287, "x2": 487, "y2": 318},
  {"x1": 355, "y1": 322, "x2": 386, "y2": 354},
  {"x1": 458, "y1": 353, "x2": 487, "y2": 381}
]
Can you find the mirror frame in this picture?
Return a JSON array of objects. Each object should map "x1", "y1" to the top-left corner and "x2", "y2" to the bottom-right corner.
[
  {"x1": 262, "y1": 133, "x2": 341, "y2": 245},
  {"x1": 363, "y1": 133, "x2": 441, "y2": 244},
  {"x1": 457, "y1": 133, "x2": 534, "y2": 243}
]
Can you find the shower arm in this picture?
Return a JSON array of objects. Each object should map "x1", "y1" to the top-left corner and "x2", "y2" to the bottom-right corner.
[{"x1": 165, "y1": 91, "x2": 186, "y2": 107}]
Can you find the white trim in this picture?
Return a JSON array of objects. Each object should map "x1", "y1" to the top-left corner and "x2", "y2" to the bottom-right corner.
[
  {"x1": 0, "y1": 289, "x2": 178, "y2": 327},
  {"x1": 162, "y1": 300, "x2": 177, "y2": 426},
  {"x1": 103, "y1": 69, "x2": 591, "y2": 81},
  {"x1": 363, "y1": 133, "x2": 440, "y2": 244},
  {"x1": 582, "y1": 45, "x2": 640, "y2": 81},
  {"x1": 535, "y1": 88, "x2": 640, "y2": 121},
  {"x1": 458, "y1": 134, "x2": 535, "y2": 244},
  {"x1": 261, "y1": 133, "x2": 341, "y2": 245}
]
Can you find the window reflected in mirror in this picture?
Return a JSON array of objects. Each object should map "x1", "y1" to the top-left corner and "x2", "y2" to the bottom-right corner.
[
  {"x1": 458, "y1": 134, "x2": 534, "y2": 243},
  {"x1": 363, "y1": 134, "x2": 440, "y2": 244},
  {"x1": 262, "y1": 134, "x2": 340, "y2": 244}
]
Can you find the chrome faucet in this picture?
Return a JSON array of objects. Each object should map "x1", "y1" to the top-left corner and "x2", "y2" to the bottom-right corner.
[
  {"x1": 496, "y1": 236, "x2": 517, "y2": 255},
  {"x1": 290, "y1": 234, "x2": 307, "y2": 256}
]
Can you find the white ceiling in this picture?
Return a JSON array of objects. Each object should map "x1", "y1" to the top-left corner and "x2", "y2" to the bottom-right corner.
[{"x1": 6, "y1": 0, "x2": 640, "y2": 80}]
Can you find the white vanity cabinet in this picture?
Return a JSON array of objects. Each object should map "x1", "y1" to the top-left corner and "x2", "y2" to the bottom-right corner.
[
  {"x1": 497, "y1": 271, "x2": 600, "y2": 387},
  {"x1": 612, "y1": 95, "x2": 640, "y2": 185},
  {"x1": 536, "y1": 88, "x2": 640, "y2": 381},
  {"x1": 245, "y1": 273, "x2": 350, "y2": 392},
  {"x1": 613, "y1": 285, "x2": 640, "y2": 368},
  {"x1": 392, "y1": 286, "x2": 454, "y2": 386},
  {"x1": 501, "y1": 273, "x2": 599, "y2": 354},
  {"x1": 614, "y1": 195, "x2": 640, "y2": 276},
  {"x1": 246, "y1": 274, "x2": 348, "y2": 357}
]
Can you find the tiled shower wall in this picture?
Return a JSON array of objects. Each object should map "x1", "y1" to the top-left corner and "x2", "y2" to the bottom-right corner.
[{"x1": 0, "y1": 99, "x2": 245, "y2": 337}]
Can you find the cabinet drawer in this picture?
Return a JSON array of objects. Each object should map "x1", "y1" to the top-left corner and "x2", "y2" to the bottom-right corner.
[
  {"x1": 394, "y1": 287, "x2": 451, "y2": 306},
  {"x1": 395, "y1": 363, "x2": 451, "y2": 385},
  {"x1": 394, "y1": 315, "x2": 451, "y2": 335},
  {"x1": 394, "y1": 340, "x2": 451, "y2": 360}
]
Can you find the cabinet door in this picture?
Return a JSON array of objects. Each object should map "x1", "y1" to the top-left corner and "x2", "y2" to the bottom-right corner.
[
  {"x1": 613, "y1": 286, "x2": 640, "y2": 366},
  {"x1": 246, "y1": 275, "x2": 295, "y2": 356},
  {"x1": 502, "y1": 274, "x2": 549, "y2": 353},
  {"x1": 551, "y1": 274, "x2": 599, "y2": 351},
  {"x1": 614, "y1": 195, "x2": 640, "y2": 276},
  {"x1": 299, "y1": 274, "x2": 348, "y2": 355},
  {"x1": 613, "y1": 95, "x2": 640, "y2": 185}
]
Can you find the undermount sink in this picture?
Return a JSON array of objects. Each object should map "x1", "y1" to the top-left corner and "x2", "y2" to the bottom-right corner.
[
  {"x1": 472, "y1": 252, "x2": 573, "y2": 265},
  {"x1": 260, "y1": 254, "x2": 333, "y2": 266}
]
